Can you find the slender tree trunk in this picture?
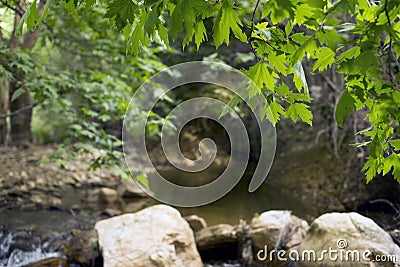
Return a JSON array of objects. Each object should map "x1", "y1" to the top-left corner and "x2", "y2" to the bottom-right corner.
[
  {"x1": 7, "y1": 0, "x2": 44, "y2": 147},
  {"x1": 9, "y1": 77, "x2": 32, "y2": 146},
  {"x1": 0, "y1": 81, "x2": 8, "y2": 145}
]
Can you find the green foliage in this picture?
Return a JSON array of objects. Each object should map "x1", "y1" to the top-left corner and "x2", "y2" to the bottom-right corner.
[
  {"x1": 1, "y1": 2, "x2": 168, "y2": 178},
  {"x1": 16, "y1": 0, "x2": 41, "y2": 35},
  {"x1": 335, "y1": 91, "x2": 356, "y2": 127},
  {"x1": 286, "y1": 103, "x2": 313, "y2": 126},
  {"x1": 7, "y1": 0, "x2": 400, "y2": 182},
  {"x1": 213, "y1": 0, "x2": 247, "y2": 47}
]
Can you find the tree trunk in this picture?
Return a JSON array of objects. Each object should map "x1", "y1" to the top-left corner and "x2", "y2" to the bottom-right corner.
[
  {"x1": 9, "y1": 76, "x2": 32, "y2": 146},
  {"x1": 0, "y1": 81, "x2": 8, "y2": 145},
  {"x1": 7, "y1": 0, "x2": 45, "y2": 147}
]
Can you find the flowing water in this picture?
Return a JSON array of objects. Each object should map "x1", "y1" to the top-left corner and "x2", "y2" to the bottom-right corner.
[
  {"x1": 0, "y1": 164, "x2": 320, "y2": 266},
  {"x1": 1, "y1": 145, "x2": 389, "y2": 266}
]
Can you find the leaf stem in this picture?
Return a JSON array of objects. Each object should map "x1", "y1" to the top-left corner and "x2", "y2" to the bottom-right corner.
[
  {"x1": 383, "y1": 0, "x2": 394, "y2": 84},
  {"x1": 249, "y1": 0, "x2": 261, "y2": 61}
]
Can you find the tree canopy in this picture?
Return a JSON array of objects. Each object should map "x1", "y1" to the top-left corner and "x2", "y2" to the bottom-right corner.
[{"x1": 2, "y1": 0, "x2": 400, "y2": 182}]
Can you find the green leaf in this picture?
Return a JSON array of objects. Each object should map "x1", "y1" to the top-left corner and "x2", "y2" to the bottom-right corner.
[
  {"x1": 136, "y1": 174, "x2": 150, "y2": 190},
  {"x1": 213, "y1": 0, "x2": 247, "y2": 48},
  {"x1": 263, "y1": 0, "x2": 294, "y2": 24},
  {"x1": 335, "y1": 90, "x2": 355, "y2": 127},
  {"x1": 157, "y1": 24, "x2": 170, "y2": 48},
  {"x1": 291, "y1": 37, "x2": 317, "y2": 64},
  {"x1": 42, "y1": 0, "x2": 53, "y2": 18},
  {"x1": 127, "y1": 13, "x2": 147, "y2": 55},
  {"x1": 355, "y1": 50, "x2": 380, "y2": 73},
  {"x1": 285, "y1": 21, "x2": 293, "y2": 36},
  {"x1": 315, "y1": 29, "x2": 343, "y2": 50},
  {"x1": 337, "y1": 46, "x2": 361, "y2": 61},
  {"x1": 247, "y1": 60, "x2": 275, "y2": 90},
  {"x1": 286, "y1": 103, "x2": 313, "y2": 125},
  {"x1": 219, "y1": 94, "x2": 242, "y2": 119},
  {"x1": 194, "y1": 21, "x2": 207, "y2": 49},
  {"x1": 105, "y1": 0, "x2": 137, "y2": 30},
  {"x1": 263, "y1": 101, "x2": 285, "y2": 126},
  {"x1": 27, "y1": 1, "x2": 41, "y2": 30},
  {"x1": 362, "y1": 158, "x2": 379, "y2": 183},
  {"x1": 169, "y1": 0, "x2": 195, "y2": 39},
  {"x1": 11, "y1": 88, "x2": 26, "y2": 102},
  {"x1": 144, "y1": 8, "x2": 160, "y2": 35},
  {"x1": 268, "y1": 53, "x2": 287, "y2": 75},
  {"x1": 391, "y1": 140, "x2": 400, "y2": 150},
  {"x1": 16, "y1": 0, "x2": 41, "y2": 35},
  {"x1": 313, "y1": 47, "x2": 335, "y2": 72},
  {"x1": 383, "y1": 153, "x2": 397, "y2": 175}
]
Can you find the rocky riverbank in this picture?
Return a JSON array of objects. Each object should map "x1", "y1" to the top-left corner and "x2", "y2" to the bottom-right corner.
[
  {"x1": 0, "y1": 145, "x2": 151, "y2": 267},
  {"x1": 1, "y1": 145, "x2": 400, "y2": 266},
  {"x1": 9, "y1": 204, "x2": 399, "y2": 267},
  {"x1": 92, "y1": 205, "x2": 400, "y2": 266},
  {"x1": 0, "y1": 145, "x2": 150, "y2": 214}
]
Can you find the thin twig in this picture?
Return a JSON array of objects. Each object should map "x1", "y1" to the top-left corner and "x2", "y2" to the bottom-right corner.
[
  {"x1": 0, "y1": 0, "x2": 24, "y2": 17},
  {"x1": 383, "y1": 0, "x2": 394, "y2": 84},
  {"x1": 249, "y1": 0, "x2": 261, "y2": 61},
  {"x1": 322, "y1": 75, "x2": 342, "y2": 92},
  {"x1": 369, "y1": 199, "x2": 400, "y2": 214},
  {"x1": 251, "y1": 0, "x2": 261, "y2": 23},
  {"x1": 0, "y1": 102, "x2": 38, "y2": 119}
]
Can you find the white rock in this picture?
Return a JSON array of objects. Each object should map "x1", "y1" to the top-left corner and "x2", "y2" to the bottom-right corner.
[
  {"x1": 250, "y1": 210, "x2": 308, "y2": 251},
  {"x1": 95, "y1": 205, "x2": 202, "y2": 267},
  {"x1": 296, "y1": 212, "x2": 400, "y2": 266}
]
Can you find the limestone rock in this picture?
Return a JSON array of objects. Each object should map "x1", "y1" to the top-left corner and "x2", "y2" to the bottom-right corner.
[
  {"x1": 296, "y1": 212, "x2": 400, "y2": 266},
  {"x1": 250, "y1": 210, "x2": 308, "y2": 252},
  {"x1": 95, "y1": 205, "x2": 202, "y2": 267}
]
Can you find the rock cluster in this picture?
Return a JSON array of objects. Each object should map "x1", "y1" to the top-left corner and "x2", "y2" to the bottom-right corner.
[{"x1": 93, "y1": 206, "x2": 400, "y2": 267}]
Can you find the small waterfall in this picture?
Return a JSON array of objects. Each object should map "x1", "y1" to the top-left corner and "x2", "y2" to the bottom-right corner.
[
  {"x1": 0, "y1": 233, "x2": 13, "y2": 259},
  {"x1": 236, "y1": 219, "x2": 253, "y2": 266},
  {"x1": 5, "y1": 248, "x2": 63, "y2": 267},
  {"x1": 0, "y1": 230, "x2": 65, "y2": 267}
]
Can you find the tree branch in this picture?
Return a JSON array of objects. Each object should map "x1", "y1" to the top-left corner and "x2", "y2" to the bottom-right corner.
[
  {"x1": 383, "y1": 0, "x2": 395, "y2": 84},
  {"x1": 322, "y1": 75, "x2": 342, "y2": 92},
  {"x1": 0, "y1": 0, "x2": 24, "y2": 17},
  {"x1": 0, "y1": 102, "x2": 38, "y2": 119},
  {"x1": 248, "y1": 0, "x2": 261, "y2": 61}
]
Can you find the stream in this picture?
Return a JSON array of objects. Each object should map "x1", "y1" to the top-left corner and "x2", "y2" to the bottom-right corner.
[
  {"x1": 0, "y1": 167, "x2": 317, "y2": 267},
  {"x1": 0, "y1": 145, "x2": 396, "y2": 266}
]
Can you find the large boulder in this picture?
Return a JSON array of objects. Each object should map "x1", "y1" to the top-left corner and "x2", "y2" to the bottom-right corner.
[
  {"x1": 250, "y1": 210, "x2": 308, "y2": 252},
  {"x1": 296, "y1": 212, "x2": 400, "y2": 266},
  {"x1": 95, "y1": 205, "x2": 202, "y2": 267}
]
